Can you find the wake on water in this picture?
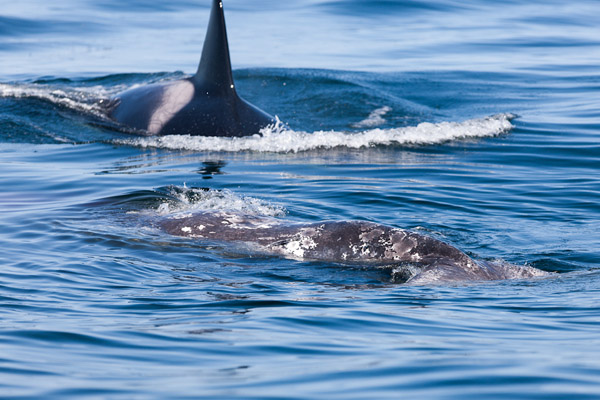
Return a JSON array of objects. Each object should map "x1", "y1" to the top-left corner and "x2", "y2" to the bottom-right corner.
[{"x1": 115, "y1": 113, "x2": 515, "y2": 153}]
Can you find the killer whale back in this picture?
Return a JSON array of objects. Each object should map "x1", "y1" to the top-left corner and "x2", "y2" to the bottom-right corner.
[{"x1": 107, "y1": 0, "x2": 275, "y2": 137}]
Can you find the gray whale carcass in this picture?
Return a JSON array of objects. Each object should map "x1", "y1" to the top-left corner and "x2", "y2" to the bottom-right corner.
[
  {"x1": 105, "y1": 0, "x2": 274, "y2": 136},
  {"x1": 159, "y1": 213, "x2": 547, "y2": 285}
]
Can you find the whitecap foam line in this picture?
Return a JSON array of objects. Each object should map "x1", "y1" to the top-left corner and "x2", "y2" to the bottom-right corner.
[{"x1": 115, "y1": 114, "x2": 515, "y2": 153}]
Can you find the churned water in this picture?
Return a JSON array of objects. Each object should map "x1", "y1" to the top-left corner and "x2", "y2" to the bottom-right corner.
[{"x1": 1, "y1": 0, "x2": 599, "y2": 398}]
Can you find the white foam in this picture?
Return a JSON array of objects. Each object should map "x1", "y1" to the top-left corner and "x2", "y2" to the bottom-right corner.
[
  {"x1": 154, "y1": 187, "x2": 286, "y2": 218},
  {"x1": 116, "y1": 114, "x2": 515, "y2": 153},
  {"x1": 352, "y1": 106, "x2": 392, "y2": 128}
]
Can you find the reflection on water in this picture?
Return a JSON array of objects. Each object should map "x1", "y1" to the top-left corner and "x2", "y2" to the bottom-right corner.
[{"x1": 198, "y1": 160, "x2": 227, "y2": 179}]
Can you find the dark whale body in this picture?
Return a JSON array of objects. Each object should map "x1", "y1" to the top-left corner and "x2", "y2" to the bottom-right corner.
[
  {"x1": 106, "y1": 0, "x2": 274, "y2": 136},
  {"x1": 159, "y1": 213, "x2": 547, "y2": 285}
]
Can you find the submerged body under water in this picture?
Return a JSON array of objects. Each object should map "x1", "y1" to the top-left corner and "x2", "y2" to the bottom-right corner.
[
  {"x1": 1, "y1": 0, "x2": 600, "y2": 398},
  {"x1": 158, "y1": 209, "x2": 548, "y2": 285}
]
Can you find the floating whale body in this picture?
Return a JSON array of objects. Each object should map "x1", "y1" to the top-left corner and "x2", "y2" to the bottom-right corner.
[
  {"x1": 159, "y1": 212, "x2": 548, "y2": 285},
  {"x1": 105, "y1": 0, "x2": 274, "y2": 136}
]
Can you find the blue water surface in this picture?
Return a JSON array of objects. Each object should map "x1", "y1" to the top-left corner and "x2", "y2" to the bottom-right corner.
[{"x1": 1, "y1": 0, "x2": 599, "y2": 398}]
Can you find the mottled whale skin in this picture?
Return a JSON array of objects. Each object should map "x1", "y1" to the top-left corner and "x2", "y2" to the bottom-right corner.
[
  {"x1": 159, "y1": 213, "x2": 547, "y2": 285},
  {"x1": 106, "y1": 0, "x2": 274, "y2": 136}
]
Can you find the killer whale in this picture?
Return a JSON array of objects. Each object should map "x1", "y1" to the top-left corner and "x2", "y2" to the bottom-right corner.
[
  {"x1": 105, "y1": 0, "x2": 274, "y2": 136},
  {"x1": 158, "y1": 212, "x2": 548, "y2": 285}
]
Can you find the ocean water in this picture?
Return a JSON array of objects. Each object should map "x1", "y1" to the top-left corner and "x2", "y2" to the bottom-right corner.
[{"x1": 1, "y1": 0, "x2": 600, "y2": 398}]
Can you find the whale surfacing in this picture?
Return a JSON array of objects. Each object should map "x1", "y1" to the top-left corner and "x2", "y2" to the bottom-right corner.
[
  {"x1": 105, "y1": 0, "x2": 274, "y2": 136},
  {"x1": 158, "y1": 213, "x2": 548, "y2": 285}
]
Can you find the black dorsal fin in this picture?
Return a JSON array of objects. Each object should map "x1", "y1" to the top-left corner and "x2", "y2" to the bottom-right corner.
[{"x1": 193, "y1": 0, "x2": 236, "y2": 94}]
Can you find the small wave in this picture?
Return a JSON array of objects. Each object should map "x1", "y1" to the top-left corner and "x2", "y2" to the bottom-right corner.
[
  {"x1": 0, "y1": 82, "x2": 111, "y2": 118},
  {"x1": 352, "y1": 106, "x2": 392, "y2": 128},
  {"x1": 115, "y1": 113, "x2": 515, "y2": 153}
]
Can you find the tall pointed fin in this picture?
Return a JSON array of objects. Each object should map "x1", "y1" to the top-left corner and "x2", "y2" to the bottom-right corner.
[{"x1": 194, "y1": 0, "x2": 235, "y2": 93}]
